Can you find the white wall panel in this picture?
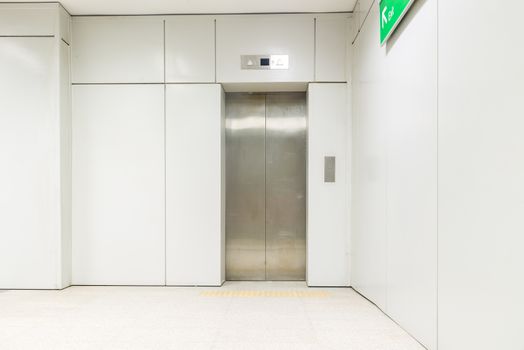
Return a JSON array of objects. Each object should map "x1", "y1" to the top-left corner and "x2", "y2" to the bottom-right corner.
[
  {"x1": 59, "y1": 40, "x2": 72, "y2": 288},
  {"x1": 216, "y1": 15, "x2": 314, "y2": 83},
  {"x1": 315, "y1": 14, "x2": 348, "y2": 82},
  {"x1": 72, "y1": 17, "x2": 164, "y2": 83},
  {"x1": 165, "y1": 16, "x2": 215, "y2": 83},
  {"x1": 58, "y1": 5, "x2": 71, "y2": 45},
  {"x1": 355, "y1": 0, "x2": 373, "y2": 33},
  {"x1": 381, "y1": 1, "x2": 437, "y2": 348},
  {"x1": 0, "y1": 3, "x2": 56, "y2": 36},
  {"x1": 165, "y1": 84, "x2": 224, "y2": 286},
  {"x1": 359, "y1": 0, "x2": 374, "y2": 21},
  {"x1": 351, "y1": 0, "x2": 361, "y2": 41},
  {"x1": 438, "y1": 1, "x2": 524, "y2": 349},
  {"x1": 0, "y1": 38, "x2": 60, "y2": 289},
  {"x1": 307, "y1": 83, "x2": 349, "y2": 287},
  {"x1": 351, "y1": 7, "x2": 387, "y2": 309},
  {"x1": 351, "y1": 1, "x2": 437, "y2": 348},
  {"x1": 72, "y1": 85, "x2": 165, "y2": 285}
]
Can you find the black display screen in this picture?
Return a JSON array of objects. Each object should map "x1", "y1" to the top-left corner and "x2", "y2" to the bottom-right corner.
[{"x1": 260, "y1": 58, "x2": 270, "y2": 66}]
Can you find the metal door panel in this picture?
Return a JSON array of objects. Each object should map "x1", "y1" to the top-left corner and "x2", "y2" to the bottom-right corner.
[
  {"x1": 225, "y1": 94, "x2": 266, "y2": 280},
  {"x1": 265, "y1": 93, "x2": 307, "y2": 280}
]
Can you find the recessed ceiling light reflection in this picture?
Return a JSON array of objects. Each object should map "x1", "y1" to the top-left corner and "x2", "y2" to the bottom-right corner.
[
  {"x1": 227, "y1": 116, "x2": 266, "y2": 131},
  {"x1": 267, "y1": 117, "x2": 306, "y2": 132}
]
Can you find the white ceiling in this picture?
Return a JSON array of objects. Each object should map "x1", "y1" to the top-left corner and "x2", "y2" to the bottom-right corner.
[{"x1": 10, "y1": 0, "x2": 356, "y2": 15}]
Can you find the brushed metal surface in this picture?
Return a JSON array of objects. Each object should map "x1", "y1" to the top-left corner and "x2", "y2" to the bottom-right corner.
[
  {"x1": 266, "y1": 93, "x2": 307, "y2": 280},
  {"x1": 225, "y1": 92, "x2": 306, "y2": 281},
  {"x1": 225, "y1": 93, "x2": 266, "y2": 280},
  {"x1": 324, "y1": 156, "x2": 336, "y2": 183},
  {"x1": 240, "y1": 55, "x2": 290, "y2": 70}
]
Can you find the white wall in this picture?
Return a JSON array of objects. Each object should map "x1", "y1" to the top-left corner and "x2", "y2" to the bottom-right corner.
[
  {"x1": 0, "y1": 11, "x2": 352, "y2": 288},
  {"x1": 72, "y1": 17, "x2": 164, "y2": 83},
  {"x1": 0, "y1": 3, "x2": 71, "y2": 289},
  {"x1": 0, "y1": 3, "x2": 56, "y2": 36},
  {"x1": 351, "y1": 0, "x2": 437, "y2": 348},
  {"x1": 314, "y1": 14, "x2": 349, "y2": 82},
  {"x1": 0, "y1": 37, "x2": 59, "y2": 289},
  {"x1": 165, "y1": 16, "x2": 215, "y2": 83},
  {"x1": 0, "y1": 8, "x2": 348, "y2": 289},
  {"x1": 69, "y1": 16, "x2": 226, "y2": 286},
  {"x1": 351, "y1": 3, "x2": 388, "y2": 308},
  {"x1": 72, "y1": 85, "x2": 165, "y2": 285},
  {"x1": 68, "y1": 14, "x2": 348, "y2": 287},
  {"x1": 438, "y1": 1, "x2": 524, "y2": 349},
  {"x1": 216, "y1": 15, "x2": 314, "y2": 83},
  {"x1": 59, "y1": 38, "x2": 72, "y2": 288},
  {"x1": 352, "y1": 0, "x2": 524, "y2": 348},
  {"x1": 308, "y1": 83, "x2": 350, "y2": 287},
  {"x1": 165, "y1": 84, "x2": 224, "y2": 286}
]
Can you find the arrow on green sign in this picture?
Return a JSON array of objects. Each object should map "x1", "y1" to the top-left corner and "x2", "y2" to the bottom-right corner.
[{"x1": 379, "y1": 0, "x2": 416, "y2": 45}]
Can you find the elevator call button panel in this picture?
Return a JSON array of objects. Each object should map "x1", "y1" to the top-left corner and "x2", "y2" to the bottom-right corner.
[
  {"x1": 324, "y1": 156, "x2": 336, "y2": 183},
  {"x1": 241, "y1": 55, "x2": 289, "y2": 70}
]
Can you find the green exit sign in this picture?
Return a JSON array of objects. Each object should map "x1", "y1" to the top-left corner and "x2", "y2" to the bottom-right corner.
[{"x1": 379, "y1": 0, "x2": 415, "y2": 45}]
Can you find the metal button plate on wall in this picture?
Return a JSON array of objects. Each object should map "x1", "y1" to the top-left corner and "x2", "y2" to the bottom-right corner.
[
  {"x1": 241, "y1": 55, "x2": 289, "y2": 70},
  {"x1": 324, "y1": 156, "x2": 336, "y2": 183}
]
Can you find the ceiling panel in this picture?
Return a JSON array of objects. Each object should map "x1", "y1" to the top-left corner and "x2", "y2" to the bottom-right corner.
[{"x1": 7, "y1": 0, "x2": 356, "y2": 15}]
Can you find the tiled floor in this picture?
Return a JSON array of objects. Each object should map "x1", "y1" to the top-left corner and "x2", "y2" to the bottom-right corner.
[{"x1": 0, "y1": 282, "x2": 425, "y2": 350}]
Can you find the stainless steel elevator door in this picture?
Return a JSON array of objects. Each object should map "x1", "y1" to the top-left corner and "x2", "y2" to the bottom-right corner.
[
  {"x1": 225, "y1": 94, "x2": 266, "y2": 281},
  {"x1": 265, "y1": 93, "x2": 307, "y2": 280},
  {"x1": 226, "y1": 93, "x2": 306, "y2": 281}
]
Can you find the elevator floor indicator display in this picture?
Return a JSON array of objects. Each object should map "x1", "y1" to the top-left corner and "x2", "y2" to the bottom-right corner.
[{"x1": 379, "y1": 0, "x2": 415, "y2": 45}]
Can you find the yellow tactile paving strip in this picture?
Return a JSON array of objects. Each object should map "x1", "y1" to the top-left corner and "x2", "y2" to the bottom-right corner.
[{"x1": 200, "y1": 290, "x2": 329, "y2": 298}]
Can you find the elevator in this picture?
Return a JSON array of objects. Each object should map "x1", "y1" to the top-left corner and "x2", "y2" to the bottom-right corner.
[{"x1": 225, "y1": 93, "x2": 307, "y2": 281}]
